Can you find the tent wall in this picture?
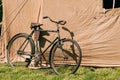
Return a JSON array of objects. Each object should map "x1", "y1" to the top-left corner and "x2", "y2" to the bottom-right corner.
[
  {"x1": 1, "y1": 0, "x2": 120, "y2": 67},
  {"x1": 42, "y1": 0, "x2": 120, "y2": 67},
  {"x1": 0, "y1": 0, "x2": 43, "y2": 62}
]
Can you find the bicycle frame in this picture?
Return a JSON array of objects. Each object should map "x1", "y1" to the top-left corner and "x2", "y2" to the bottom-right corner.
[{"x1": 28, "y1": 23, "x2": 62, "y2": 57}]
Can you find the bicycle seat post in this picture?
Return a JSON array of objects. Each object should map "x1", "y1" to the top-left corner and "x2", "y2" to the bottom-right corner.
[{"x1": 56, "y1": 23, "x2": 60, "y2": 40}]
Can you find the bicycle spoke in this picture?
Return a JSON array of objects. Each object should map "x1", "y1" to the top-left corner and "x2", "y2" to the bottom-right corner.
[
  {"x1": 7, "y1": 33, "x2": 35, "y2": 67},
  {"x1": 50, "y1": 39, "x2": 82, "y2": 75}
]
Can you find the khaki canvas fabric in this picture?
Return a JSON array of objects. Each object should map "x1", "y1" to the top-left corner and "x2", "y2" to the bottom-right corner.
[
  {"x1": 1, "y1": 0, "x2": 43, "y2": 62},
  {"x1": 1, "y1": 0, "x2": 120, "y2": 67}
]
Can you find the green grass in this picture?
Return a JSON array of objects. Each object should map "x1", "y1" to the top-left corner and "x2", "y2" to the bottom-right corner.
[{"x1": 0, "y1": 63, "x2": 120, "y2": 80}]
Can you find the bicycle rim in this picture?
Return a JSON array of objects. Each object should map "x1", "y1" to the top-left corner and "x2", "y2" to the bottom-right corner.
[
  {"x1": 7, "y1": 33, "x2": 35, "y2": 67},
  {"x1": 50, "y1": 39, "x2": 82, "y2": 75}
]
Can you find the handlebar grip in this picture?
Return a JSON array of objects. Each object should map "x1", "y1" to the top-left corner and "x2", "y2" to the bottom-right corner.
[{"x1": 58, "y1": 20, "x2": 67, "y2": 25}]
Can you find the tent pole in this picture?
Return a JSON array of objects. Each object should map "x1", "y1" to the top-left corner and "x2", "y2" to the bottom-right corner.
[
  {"x1": 113, "y1": 0, "x2": 115, "y2": 9},
  {"x1": 37, "y1": 0, "x2": 44, "y2": 23}
]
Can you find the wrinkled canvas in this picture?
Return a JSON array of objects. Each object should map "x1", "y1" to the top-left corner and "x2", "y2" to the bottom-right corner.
[{"x1": 1, "y1": 0, "x2": 120, "y2": 67}]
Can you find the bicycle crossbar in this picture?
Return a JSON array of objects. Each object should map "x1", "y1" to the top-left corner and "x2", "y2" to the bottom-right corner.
[{"x1": 40, "y1": 30, "x2": 57, "y2": 32}]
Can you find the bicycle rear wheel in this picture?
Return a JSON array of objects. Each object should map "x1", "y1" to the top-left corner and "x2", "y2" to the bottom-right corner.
[
  {"x1": 50, "y1": 38, "x2": 82, "y2": 75},
  {"x1": 7, "y1": 33, "x2": 35, "y2": 67}
]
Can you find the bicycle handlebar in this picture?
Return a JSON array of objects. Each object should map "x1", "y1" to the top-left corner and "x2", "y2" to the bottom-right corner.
[{"x1": 43, "y1": 16, "x2": 67, "y2": 25}]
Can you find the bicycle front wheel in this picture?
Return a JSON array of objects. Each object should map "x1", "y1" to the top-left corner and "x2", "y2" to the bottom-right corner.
[
  {"x1": 7, "y1": 33, "x2": 35, "y2": 67},
  {"x1": 50, "y1": 38, "x2": 82, "y2": 75}
]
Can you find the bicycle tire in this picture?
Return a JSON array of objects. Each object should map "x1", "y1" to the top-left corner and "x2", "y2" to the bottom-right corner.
[
  {"x1": 6, "y1": 33, "x2": 35, "y2": 67},
  {"x1": 50, "y1": 38, "x2": 82, "y2": 75}
]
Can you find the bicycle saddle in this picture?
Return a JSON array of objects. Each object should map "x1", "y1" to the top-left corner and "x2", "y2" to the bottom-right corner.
[
  {"x1": 31, "y1": 23, "x2": 43, "y2": 29},
  {"x1": 31, "y1": 23, "x2": 43, "y2": 27}
]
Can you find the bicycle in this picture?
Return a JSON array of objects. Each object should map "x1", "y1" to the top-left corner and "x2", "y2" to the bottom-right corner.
[{"x1": 6, "y1": 16, "x2": 82, "y2": 75}]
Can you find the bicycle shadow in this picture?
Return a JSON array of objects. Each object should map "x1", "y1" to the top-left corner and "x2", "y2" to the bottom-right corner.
[
  {"x1": 37, "y1": 27, "x2": 79, "y2": 68},
  {"x1": 62, "y1": 27, "x2": 79, "y2": 61},
  {"x1": 38, "y1": 26, "x2": 75, "y2": 48},
  {"x1": 62, "y1": 26, "x2": 74, "y2": 40},
  {"x1": 38, "y1": 28, "x2": 50, "y2": 48}
]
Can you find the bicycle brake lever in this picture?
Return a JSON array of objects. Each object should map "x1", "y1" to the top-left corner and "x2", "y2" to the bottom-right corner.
[{"x1": 62, "y1": 27, "x2": 70, "y2": 32}]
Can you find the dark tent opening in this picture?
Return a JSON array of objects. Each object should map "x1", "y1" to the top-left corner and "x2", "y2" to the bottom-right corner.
[{"x1": 103, "y1": 0, "x2": 120, "y2": 9}]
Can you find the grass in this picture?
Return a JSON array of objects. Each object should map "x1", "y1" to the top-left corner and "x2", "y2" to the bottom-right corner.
[{"x1": 0, "y1": 63, "x2": 120, "y2": 80}]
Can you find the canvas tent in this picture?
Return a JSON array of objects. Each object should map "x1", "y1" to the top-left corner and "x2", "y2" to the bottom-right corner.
[{"x1": 1, "y1": 0, "x2": 120, "y2": 67}]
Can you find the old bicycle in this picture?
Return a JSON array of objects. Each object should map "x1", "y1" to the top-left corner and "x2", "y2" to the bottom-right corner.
[{"x1": 6, "y1": 16, "x2": 82, "y2": 75}]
